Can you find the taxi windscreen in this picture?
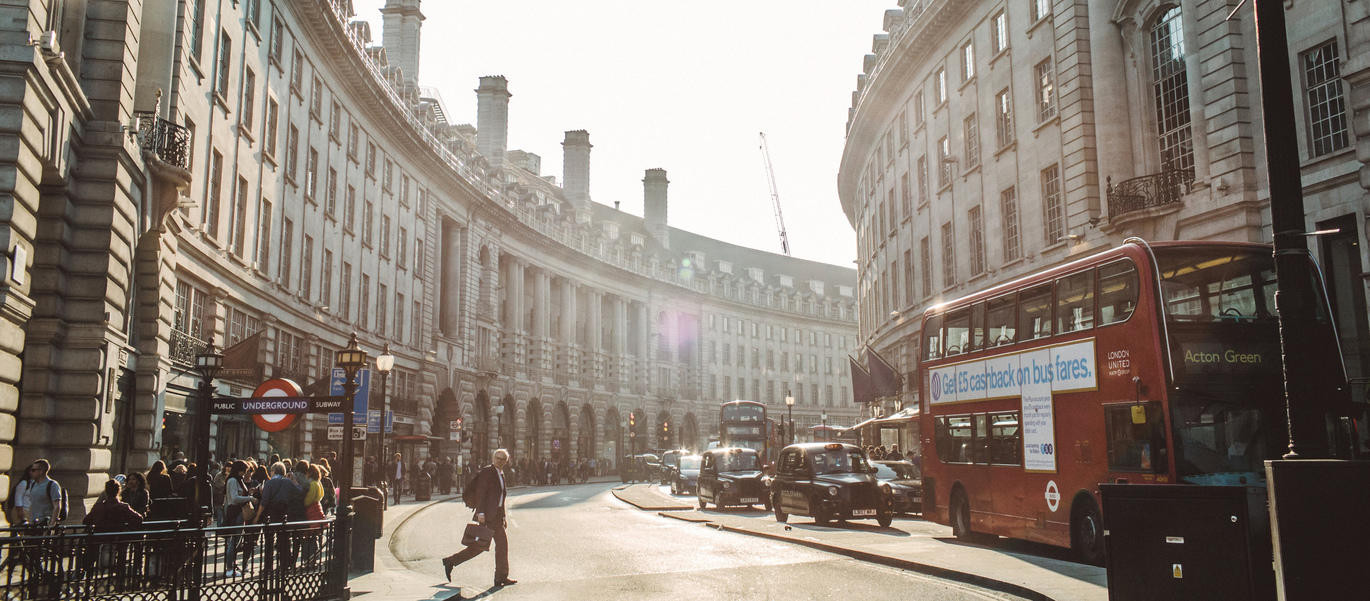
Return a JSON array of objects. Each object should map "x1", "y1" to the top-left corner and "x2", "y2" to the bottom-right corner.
[
  {"x1": 718, "y1": 451, "x2": 760, "y2": 472},
  {"x1": 810, "y1": 449, "x2": 871, "y2": 475}
]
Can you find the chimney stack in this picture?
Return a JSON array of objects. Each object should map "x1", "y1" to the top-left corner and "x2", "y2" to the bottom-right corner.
[
  {"x1": 643, "y1": 168, "x2": 669, "y2": 249},
  {"x1": 563, "y1": 130, "x2": 592, "y2": 223},
  {"x1": 476, "y1": 76, "x2": 511, "y2": 169},
  {"x1": 380, "y1": 0, "x2": 423, "y2": 89}
]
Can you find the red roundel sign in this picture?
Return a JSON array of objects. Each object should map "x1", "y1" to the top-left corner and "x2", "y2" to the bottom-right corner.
[{"x1": 252, "y1": 378, "x2": 303, "y2": 432}]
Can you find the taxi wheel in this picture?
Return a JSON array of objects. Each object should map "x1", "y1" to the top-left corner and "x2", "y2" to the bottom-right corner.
[
  {"x1": 670, "y1": 481, "x2": 677, "y2": 495},
  {"x1": 877, "y1": 511, "x2": 893, "y2": 528},
  {"x1": 774, "y1": 500, "x2": 788, "y2": 523},
  {"x1": 813, "y1": 503, "x2": 832, "y2": 526},
  {"x1": 698, "y1": 495, "x2": 706, "y2": 510}
]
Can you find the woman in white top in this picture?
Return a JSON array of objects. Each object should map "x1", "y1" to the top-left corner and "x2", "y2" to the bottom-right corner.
[{"x1": 7, "y1": 464, "x2": 33, "y2": 525}]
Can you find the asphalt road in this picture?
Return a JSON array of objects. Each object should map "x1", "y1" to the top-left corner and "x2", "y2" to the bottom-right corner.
[{"x1": 391, "y1": 481, "x2": 1028, "y2": 600}]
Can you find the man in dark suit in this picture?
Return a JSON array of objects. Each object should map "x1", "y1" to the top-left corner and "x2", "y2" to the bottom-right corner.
[{"x1": 442, "y1": 448, "x2": 515, "y2": 587}]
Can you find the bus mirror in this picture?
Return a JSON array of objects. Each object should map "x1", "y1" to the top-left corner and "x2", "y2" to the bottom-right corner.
[{"x1": 1131, "y1": 404, "x2": 1147, "y2": 425}]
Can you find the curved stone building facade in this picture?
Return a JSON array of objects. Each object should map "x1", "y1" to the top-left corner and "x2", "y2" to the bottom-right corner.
[
  {"x1": 839, "y1": 1, "x2": 1370, "y2": 419},
  {"x1": 0, "y1": 0, "x2": 857, "y2": 516}
]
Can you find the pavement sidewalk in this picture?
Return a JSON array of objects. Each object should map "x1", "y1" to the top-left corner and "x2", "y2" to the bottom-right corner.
[
  {"x1": 613, "y1": 483, "x2": 1107, "y2": 601},
  {"x1": 348, "y1": 476, "x2": 625, "y2": 600}
]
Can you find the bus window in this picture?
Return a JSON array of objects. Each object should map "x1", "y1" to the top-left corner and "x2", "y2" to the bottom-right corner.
[
  {"x1": 1156, "y1": 249, "x2": 1278, "y2": 322},
  {"x1": 989, "y1": 412, "x2": 1022, "y2": 465},
  {"x1": 945, "y1": 309, "x2": 970, "y2": 356},
  {"x1": 973, "y1": 414, "x2": 990, "y2": 464},
  {"x1": 986, "y1": 295, "x2": 1016, "y2": 347},
  {"x1": 1056, "y1": 270, "x2": 1096, "y2": 334},
  {"x1": 938, "y1": 416, "x2": 974, "y2": 463},
  {"x1": 971, "y1": 302, "x2": 986, "y2": 351},
  {"x1": 1098, "y1": 260, "x2": 1139, "y2": 325},
  {"x1": 923, "y1": 313, "x2": 944, "y2": 361},
  {"x1": 1105, "y1": 403, "x2": 1165, "y2": 472},
  {"x1": 1019, "y1": 284, "x2": 1053, "y2": 341}
]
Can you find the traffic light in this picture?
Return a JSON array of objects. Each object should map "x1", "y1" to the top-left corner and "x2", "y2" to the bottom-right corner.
[
  {"x1": 455, "y1": 417, "x2": 464, "y2": 431},
  {"x1": 629, "y1": 412, "x2": 636, "y2": 429},
  {"x1": 662, "y1": 422, "x2": 669, "y2": 434}
]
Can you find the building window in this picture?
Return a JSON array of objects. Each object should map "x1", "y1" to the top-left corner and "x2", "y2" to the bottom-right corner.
[
  {"x1": 1042, "y1": 164, "x2": 1064, "y2": 244},
  {"x1": 900, "y1": 173, "x2": 911, "y2": 218},
  {"x1": 302, "y1": 236, "x2": 313, "y2": 299},
  {"x1": 414, "y1": 237, "x2": 424, "y2": 276},
  {"x1": 398, "y1": 227, "x2": 408, "y2": 267},
  {"x1": 256, "y1": 198, "x2": 272, "y2": 271},
  {"x1": 1001, "y1": 186, "x2": 1021, "y2": 262},
  {"x1": 942, "y1": 222, "x2": 956, "y2": 287},
  {"x1": 381, "y1": 215, "x2": 391, "y2": 256},
  {"x1": 920, "y1": 236, "x2": 932, "y2": 297},
  {"x1": 305, "y1": 147, "x2": 318, "y2": 199},
  {"x1": 914, "y1": 90, "x2": 925, "y2": 125},
  {"x1": 1303, "y1": 40, "x2": 1349, "y2": 157},
  {"x1": 368, "y1": 280, "x2": 378, "y2": 332},
  {"x1": 1033, "y1": 0, "x2": 1050, "y2": 22},
  {"x1": 291, "y1": 48, "x2": 304, "y2": 92},
  {"x1": 1150, "y1": 7, "x2": 1194, "y2": 177},
  {"x1": 279, "y1": 218, "x2": 293, "y2": 286},
  {"x1": 400, "y1": 175, "x2": 410, "y2": 205},
  {"x1": 396, "y1": 293, "x2": 405, "y2": 341},
  {"x1": 1035, "y1": 59, "x2": 1056, "y2": 122},
  {"x1": 310, "y1": 76, "x2": 323, "y2": 118},
  {"x1": 207, "y1": 151, "x2": 223, "y2": 238},
  {"x1": 964, "y1": 114, "x2": 980, "y2": 168},
  {"x1": 348, "y1": 123, "x2": 359, "y2": 159},
  {"x1": 935, "y1": 68, "x2": 947, "y2": 104},
  {"x1": 270, "y1": 16, "x2": 284, "y2": 64},
  {"x1": 917, "y1": 156, "x2": 928, "y2": 204},
  {"x1": 344, "y1": 185, "x2": 356, "y2": 231},
  {"x1": 285, "y1": 125, "x2": 299, "y2": 179},
  {"x1": 384, "y1": 159, "x2": 393, "y2": 190},
  {"x1": 189, "y1": 0, "x2": 207, "y2": 61},
  {"x1": 411, "y1": 300, "x2": 421, "y2": 345},
  {"x1": 962, "y1": 41, "x2": 975, "y2": 82},
  {"x1": 991, "y1": 11, "x2": 1008, "y2": 55},
  {"x1": 899, "y1": 110, "x2": 908, "y2": 146},
  {"x1": 329, "y1": 102, "x2": 341, "y2": 141},
  {"x1": 216, "y1": 31, "x2": 232, "y2": 97},
  {"x1": 322, "y1": 249, "x2": 333, "y2": 308},
  {"x1": 903, "y1": 249, "x2": 914, "y2": 302},
  {"x1": 264, "y1": 98, "x2": 279, "y2": 157},
  {"x1": 340, "y1": 262, "x2": 351, "y2": 320},
  {"x1": 366, "y1": 142, "x2": 376, "y2": 176},
  {"x1": 326, "y1": 168, "x2": 337, "y2": 215},
  {"x1": 241, "y1": 69, "x2": 256, "y2": 129},
  {"x1": 363, "y1": 200, "x2": 374, "y2": 246},
  {"x1": 937, "y1": 137, "x2": 951, "y2": 188},
  {"x1": 358, "y1": 273, "x2": 369, "y2": 327},
  {"x1": 969, "y1": 206, "x2": 985, "y2": 276},
  {"x1": 995, "y1": 88, "x2": 1014, "y2": 148}
]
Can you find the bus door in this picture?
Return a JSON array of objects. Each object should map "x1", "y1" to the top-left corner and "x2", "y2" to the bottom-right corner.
[{"x1": 986, "y1": 410, "x2": 1028, "y2": 537}]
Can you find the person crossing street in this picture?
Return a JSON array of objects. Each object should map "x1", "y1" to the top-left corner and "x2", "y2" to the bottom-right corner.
[{"x1": 441, "y1": 448, "x2": 516, "y2": 588}]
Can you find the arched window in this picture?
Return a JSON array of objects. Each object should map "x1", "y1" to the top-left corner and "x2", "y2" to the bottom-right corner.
[{"x1": 1149, "y1": 7, "x2": 1194, "y2": 179}]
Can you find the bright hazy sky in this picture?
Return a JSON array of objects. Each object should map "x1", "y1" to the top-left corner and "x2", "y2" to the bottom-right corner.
[{"x1": 351, "y1": 1, "x2": 893, "y2": 268}]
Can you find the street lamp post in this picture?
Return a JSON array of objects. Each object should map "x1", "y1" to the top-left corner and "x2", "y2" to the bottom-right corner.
[
  {"x1": 375, "y1": 345, "x2": 395, "y2": 474},
  {"x1": 193, "y1": 340, "x2": 223, "y2": 525},
  {"x1": 821, "y1": 411, "x2": 827, "y2": 441},
  {"x1": 785, "y1": 392, "x2": 795, "y2": 445},
  {"x1": 334, "y1": 333, "x2": 369, "y2": 591}
]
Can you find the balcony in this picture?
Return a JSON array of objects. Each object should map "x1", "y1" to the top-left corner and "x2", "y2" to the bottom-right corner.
[
  {"x1": 168, "y1": 328, "x2": 206, "y2": 366},
  {"x1": 1107, "y1": 170, "x2": 1193, "y2": 221},
  {"x1": 135, "y1": 112, "x2": 191, "y2": 169}
]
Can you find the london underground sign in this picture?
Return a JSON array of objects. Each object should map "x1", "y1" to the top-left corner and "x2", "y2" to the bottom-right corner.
[{"x1": 210, "y1": 378, "x2": 349, "y2": 432}]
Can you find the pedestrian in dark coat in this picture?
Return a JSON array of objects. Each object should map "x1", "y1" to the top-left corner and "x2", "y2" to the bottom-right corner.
[
  {"x1": 84, "y1": 480, "x2": 144, "y2": 527},
  {"x1": 441, "y1": 449, "x2": 516, "y2": 587},
  {"x1": 147, "y1": 461, "x2": 174, "y2": 501}
]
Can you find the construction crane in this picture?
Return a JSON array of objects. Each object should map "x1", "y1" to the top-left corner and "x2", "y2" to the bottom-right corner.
[{"x1": 759, "y1": 132, "x2": 792, "y2": 256}]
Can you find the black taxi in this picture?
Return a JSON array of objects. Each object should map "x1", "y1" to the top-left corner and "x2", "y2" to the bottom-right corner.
[
  {"x1": 697, "y1": 447, "x2": 767, "y2": 510},
  {"x1": 770, "y1": 442, "x2": 893, "y2": 527}
]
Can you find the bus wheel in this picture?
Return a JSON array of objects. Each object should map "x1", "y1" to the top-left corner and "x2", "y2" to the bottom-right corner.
[
  {"x1": 774, "y1": 498, "x2": 788, "y2": 523},
  {"x1": 1071, "y1": 498, "x2": 1105, "y2": 566},
  {"x1": 951, "y1": 492, "x2": 974, "y2": 541}
]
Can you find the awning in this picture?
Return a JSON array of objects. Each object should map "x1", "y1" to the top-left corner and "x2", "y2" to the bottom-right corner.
[
  {"x1": 848, "y1": 416, "x2": 881, "y2": 431},
  {"x1": 875, "y1": 406, "x2": 920, "y2": 424},
  {"x1": 392, "y1": 435, "x2": 443, "y2": 443}
]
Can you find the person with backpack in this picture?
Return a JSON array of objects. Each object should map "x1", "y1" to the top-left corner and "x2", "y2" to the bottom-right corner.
[
  {"x1": 443, "y1": 448, "x2": 516, "y2": 587},
  {"x1": 26, "y1": 459, "x2": 64, "y2": 527}
]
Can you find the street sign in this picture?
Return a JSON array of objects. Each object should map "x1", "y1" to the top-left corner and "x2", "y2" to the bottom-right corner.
[
  {"x1": 328, "y1": 413, "x2": 344, "y2": 425},
  {"x1": 353, "y1": 425, "x2": 367, "y2": 441},
  {"x1": 213, "y1": 395, "x2": 347, "y2": 415},
  {"x1": 385, "y1": 410, "x2": 393, "y2": 434},
  {"x1": 330, "y1": 367, "x2": 371, "y2": 421},
  {"x1": 251, "y1": 379, "x2": 303, "y2": 432},
  {"x1": 328, "y1": 425, "x2": 344, "y2": 441},
  {"x1": 367, "y1": 410, "x2": 383, "y2": 434}
]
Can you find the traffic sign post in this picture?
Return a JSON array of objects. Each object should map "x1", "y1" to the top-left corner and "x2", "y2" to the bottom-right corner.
[{"x1": 330, "y1": 367, "x2": 371, "y2": 421}]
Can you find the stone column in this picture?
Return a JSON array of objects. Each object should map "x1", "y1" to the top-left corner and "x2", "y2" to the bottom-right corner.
[
  {"x1": 613, "y1": 296, "x2": 627, "y2": 383},
  {"x1": 561, "y1": 280, "x2": 577, "y2": 376},
  {"x1": 1089, "y1": 6, "x2": 1134, "y2": 221},
  {"x1": 441, "y1": 221, "x2": 462, "y2": 337},
  {"x1": 588, "y1": 289, "x2": 603, "y2": 380}
]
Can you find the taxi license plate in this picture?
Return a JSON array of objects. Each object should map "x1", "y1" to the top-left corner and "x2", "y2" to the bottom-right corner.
[
  {"x1": 853, "y1": 509, "x2": 877, "y2": 517},
  {"x1": 741, "y1": 497, "x2": 760, "y2": 504}
]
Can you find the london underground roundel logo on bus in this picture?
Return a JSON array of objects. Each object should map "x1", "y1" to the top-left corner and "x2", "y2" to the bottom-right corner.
[
  {"x1": 251, "y1": 378, "x2": 303, "y2": 432},
  {"x1": 930, "y1": 372, "x2": 941, "y2": 401}
]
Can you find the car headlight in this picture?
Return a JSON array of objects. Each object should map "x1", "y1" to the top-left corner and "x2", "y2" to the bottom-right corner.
[
  {"x1": 827, "y1": 486, "x2": 839, "y2": 497},
  {"x1": 723, "y1": 481, "x2": 734, "y2": 489},
  {"x1": 879, "y1": 482, "x2": 892, "y2": 492}
]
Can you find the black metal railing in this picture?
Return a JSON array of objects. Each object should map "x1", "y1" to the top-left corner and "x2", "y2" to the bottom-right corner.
[
  {"x1": 169, "y1": 328, "x2": 207, "y2": 366},
  {"x1": 135, "y1": 111, "x2": 191, "y2": 169},
  {"x1": 1106, "y1": 170, "x2": 1193, "y2": 219},
  {"x1": 0, "y1": 518, "x2": 343, "y2": 600}
]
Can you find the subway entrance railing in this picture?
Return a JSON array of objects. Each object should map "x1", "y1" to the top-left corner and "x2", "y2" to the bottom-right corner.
[{"x1": 0, "y1": 518, "x2": 345, "y2": 600}]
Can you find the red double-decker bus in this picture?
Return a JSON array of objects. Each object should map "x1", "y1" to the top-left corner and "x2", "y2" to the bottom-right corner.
[{"x1": 917, "y1": 239, "x2": 1347, "y2": 564}]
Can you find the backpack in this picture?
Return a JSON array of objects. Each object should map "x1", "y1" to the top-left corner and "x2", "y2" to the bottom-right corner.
[
  {"x1": 47, "y1": 480, "x2": 68, "y2": 522},
  {"x1": 462, "y1": 468, "x2": 483, "y2": 509}
]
